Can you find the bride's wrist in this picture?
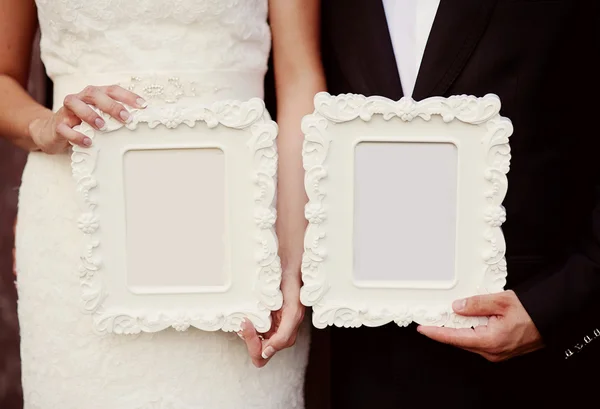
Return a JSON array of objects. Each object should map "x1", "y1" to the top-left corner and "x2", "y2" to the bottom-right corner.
[
  {"x1": 281, "y1": 261, "x2": 302, "y2": 280},
  {"x1": 280, "y1": 268, "x2": 302, "y2": 295},
  {"x1": 26, "y1": 113, "x2": 51, "y2": 151}
]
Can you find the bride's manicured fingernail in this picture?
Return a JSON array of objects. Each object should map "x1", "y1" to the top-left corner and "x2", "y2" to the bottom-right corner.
[
  {"x1": 237, "y1": 331, "x2": 245, "y2": 340},
  {"x1": 83, "y1": 137, "x2": 92, "y2": 147},
  {"x1": 136, "y1": 98, "x2": 148, "y2": 108},
  {"x1": 120, "y1": 110, "x2": 132, "y2": 123},
  {"x1": 95, "y1": 118, "x2": 105, "y2": 130},
  {"x1": 261, "y1": 346, "x2": 275, "y2": 359}
]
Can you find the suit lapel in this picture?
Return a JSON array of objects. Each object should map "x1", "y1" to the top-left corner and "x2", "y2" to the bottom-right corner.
[
  {"x1": 325, "y1": 0, "x2": 403, "y2": 99},
  {"x1": 412, "y1": 0, "x2": 498, "y2": 101}
]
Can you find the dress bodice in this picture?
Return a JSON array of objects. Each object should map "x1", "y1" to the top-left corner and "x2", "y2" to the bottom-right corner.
[{"x1": 34, "y1": 0, "x2": 271, "y2": 107}]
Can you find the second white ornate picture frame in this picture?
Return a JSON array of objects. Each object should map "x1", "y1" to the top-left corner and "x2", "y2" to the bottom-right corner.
[
  {"x1": 300, "y1": 92, "x2": 513, "y2": 329},
  {"x1": 71, "y1": 99, "x2": 281, "y2": 335}
]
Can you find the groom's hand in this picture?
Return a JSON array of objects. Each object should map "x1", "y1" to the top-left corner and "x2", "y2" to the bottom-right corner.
[{"x1": 417, "y1": 290, "x2": 544, "y2": 362}]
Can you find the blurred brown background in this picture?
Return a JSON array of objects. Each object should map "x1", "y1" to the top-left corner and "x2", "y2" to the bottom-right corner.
[
  {"x1": 0, "y1": 145, "x2": 26, "y2": 408},
  {"x1": 0, "y1": 133, "x2": 26, "y2": 409}
]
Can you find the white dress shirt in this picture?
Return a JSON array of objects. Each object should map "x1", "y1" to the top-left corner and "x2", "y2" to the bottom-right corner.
[{"x1": 382, "y1": 0, "x2": 441, "y2": 98}]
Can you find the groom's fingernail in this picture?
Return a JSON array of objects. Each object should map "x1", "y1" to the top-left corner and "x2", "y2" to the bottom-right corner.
[
  {"x1": 261, "y1": 346, "x2": 275, "y2": 359},
  {"x1": 453, "y1": 298, "x2": 467, "y2": 311}
]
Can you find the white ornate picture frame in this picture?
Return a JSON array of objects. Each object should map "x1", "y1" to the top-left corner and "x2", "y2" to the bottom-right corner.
[
  {"x1": 300, "y1": 92, "x2": 512, "y2": 329},
  {"x1": 71, "y1": 99, "x2": 281, "y2": 334}
]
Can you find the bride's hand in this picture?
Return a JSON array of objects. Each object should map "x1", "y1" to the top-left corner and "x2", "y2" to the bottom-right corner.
[
  {"x1": 239, "y1": 275, "x2": 305, "y2": 368},
  {"x1": 29, "y1": 85, "x2": 147, "y2": 154}
]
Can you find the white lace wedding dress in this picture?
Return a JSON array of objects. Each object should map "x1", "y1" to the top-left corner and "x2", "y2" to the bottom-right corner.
[{"x1": 15, "y1": 1, "x2": 309, "y2": 408}]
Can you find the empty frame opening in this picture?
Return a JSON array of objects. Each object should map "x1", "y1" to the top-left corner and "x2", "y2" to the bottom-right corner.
[
  {"x1": 353, "y1": 141, "x2": 458, "y2": 288},
  {"x1": 123, "y1": 147, "x2": 227, "y2": 294}
]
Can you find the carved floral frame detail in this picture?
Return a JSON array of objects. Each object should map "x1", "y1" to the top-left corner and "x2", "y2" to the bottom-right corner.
[
  {"x1": 71, "y1": 99, "x2": 282, "y2": 335},
  {"x1": 300, "y1": 92, "x2": 513, "y2": 329}
]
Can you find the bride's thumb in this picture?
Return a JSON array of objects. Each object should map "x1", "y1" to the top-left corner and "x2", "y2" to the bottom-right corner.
[
  {"x1": 261, "y1": 321, "x2": 298, "y2": 359},
  {"x1": 261, "y1": 345, "x2": 277, "y2": 360}
]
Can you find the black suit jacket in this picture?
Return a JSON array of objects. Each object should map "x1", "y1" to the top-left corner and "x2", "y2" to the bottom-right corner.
[
  {"x1": 319, "y1": 0, "x2": 600, "y2": 359},
  {"x1": 265, "y1": 1, "x2": 600, "y2": 407}
]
